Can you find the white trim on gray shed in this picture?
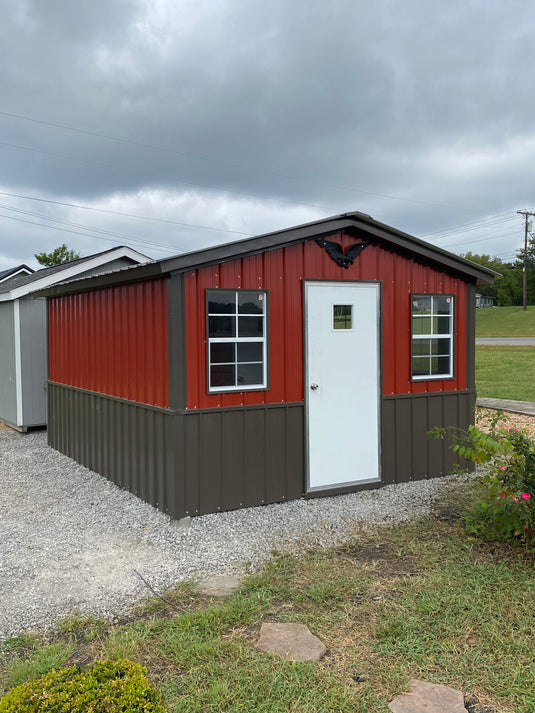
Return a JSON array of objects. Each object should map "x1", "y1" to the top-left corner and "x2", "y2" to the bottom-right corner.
[{"x1": 0, "y1": 247, "x2": 151, "y2": 430}]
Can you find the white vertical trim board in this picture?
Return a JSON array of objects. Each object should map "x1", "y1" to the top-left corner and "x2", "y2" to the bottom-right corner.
[{"x1": 13, "y1": 299, "x2": 23, "y2": 427}]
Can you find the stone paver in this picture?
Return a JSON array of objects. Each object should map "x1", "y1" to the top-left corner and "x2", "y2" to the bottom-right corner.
[
  {"x1": 256, "y1": 622, "x2": 327, "y2": 661},
  {"x1": 388, "y1": 679, "x2": 467, "y2": 713},
  {"x1": 196, "y1": 574, "x2": 242, "y2": 598}
]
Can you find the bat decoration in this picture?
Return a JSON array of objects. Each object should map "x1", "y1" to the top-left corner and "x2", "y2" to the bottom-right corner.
[{"x1": 315, "y1": 239, "x2": 369, "y2": 269}]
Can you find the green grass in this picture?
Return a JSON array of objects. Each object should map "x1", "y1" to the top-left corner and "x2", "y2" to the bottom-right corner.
[
  {"x1": 2, "y1": 501, "x2": 534, "y2": 712},
  {"x1": 476, "y1": 345, "x2": 535, "y2": 401},
  {"x1": 476, "y1": 305, "x2": 535, "y2": 337}
]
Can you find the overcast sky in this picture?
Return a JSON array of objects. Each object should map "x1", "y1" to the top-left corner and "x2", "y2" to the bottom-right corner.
[{"x1": 1, "y1": 0, "x2": 534, "y2": 271}]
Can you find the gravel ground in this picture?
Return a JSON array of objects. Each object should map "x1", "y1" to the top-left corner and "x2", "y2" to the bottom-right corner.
[
  {"x1": 477, "y1": 408, "x2": 535, "y2": 438},
  {"x1": 0, "y1": 427, "x2": 489, "y2": 642}
]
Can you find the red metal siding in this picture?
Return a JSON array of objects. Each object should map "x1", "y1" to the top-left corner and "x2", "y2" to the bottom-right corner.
[
  {"x1": 49, "y1": 278, "x2": 169, "y2": 408},
  {"x1": 184, "y1": 235, "x2": 468, "y2": 410}
]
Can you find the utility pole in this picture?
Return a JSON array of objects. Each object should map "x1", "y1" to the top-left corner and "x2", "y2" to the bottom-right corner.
[{"x1": 516, "y1": 210, "x2": 535, "y2": 311}]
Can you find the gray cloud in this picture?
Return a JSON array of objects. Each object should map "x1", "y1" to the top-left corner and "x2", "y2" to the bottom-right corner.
[{"x1": 1, "y1": 0, "x2": 534, "y2": 268}]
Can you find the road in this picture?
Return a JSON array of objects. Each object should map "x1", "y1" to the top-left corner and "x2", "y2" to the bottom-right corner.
[{"x1": 476, "y1": 338, "x2": 535, "y2": 345}]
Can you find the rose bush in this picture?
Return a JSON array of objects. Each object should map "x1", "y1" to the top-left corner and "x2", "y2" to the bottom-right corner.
[{"x1": 429, "y1": 410, "x2": 535, "y2": 548}]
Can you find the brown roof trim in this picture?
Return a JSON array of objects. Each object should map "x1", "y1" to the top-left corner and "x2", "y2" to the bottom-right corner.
[{"x1": 35, "y1": 212, "x2": 497, "y2": 297}]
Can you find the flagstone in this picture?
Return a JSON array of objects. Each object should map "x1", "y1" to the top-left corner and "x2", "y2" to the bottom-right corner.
[{"x1": 256, "y1": 622, "x2": 327, "y2": 661}]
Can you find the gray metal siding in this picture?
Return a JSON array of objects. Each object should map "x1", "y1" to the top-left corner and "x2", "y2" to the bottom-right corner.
[
  {"x1": 0, "y1": 302, "x2": 17, "y2": 425},
  {"x1": 48, "y1": 383, "x2": 475, "y2": 519},
  {"x1": 19, "y1": 297, "x2": 48, "y2": 427}
]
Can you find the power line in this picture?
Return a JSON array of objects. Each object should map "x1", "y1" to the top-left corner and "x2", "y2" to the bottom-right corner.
[
  {"x1": 0, "y1": 109, "x2": 459, "y2": 209},
  {"x1": 0, "y1": 203, "x2": 181, "y2": 253},
  {"x1": 0, "y1": 212, "x2": 176, "y2": 253},
  {"x1": 0, "y1": 138, "x2": 347, "y2": 216},
  {"x1": 439, "y1": 230, "x2": 519, "y2": 250},
  {"x1": 422, "y1": 212, "x2": 516, "y2": 240},
  {"x1": 0, "y1": 190, "x2": 252, "y2": 236}
]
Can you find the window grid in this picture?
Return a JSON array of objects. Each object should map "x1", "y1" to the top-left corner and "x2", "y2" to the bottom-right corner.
[
  {"x1": 411, "y1": 295, "x2": 454, "y2": 380},
  {"x1": 333, "y1": 304, "x2": 352, "y2": 330},
  {"x1": 207, "y1": 290, "x2": 267, "y2": 392}
]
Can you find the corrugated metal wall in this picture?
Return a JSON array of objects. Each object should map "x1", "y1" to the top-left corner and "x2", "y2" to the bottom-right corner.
[
  {"x1": 48, "y1": 383, "x2": 177, "y2": 514},
  {"x1": 48, "y1": 278, "x2": 169, "y2": 408},
  {"x1": 47, "y1": 383, "x2": 304, "y2": 517},
  {"x1": 184, "y1": 234, "x2": 467, "y2": 410},
  {"x1": 0, "y1": 302, "x2": 17, "y2": 425},
  {"x1": 48, "y1": 382, "x2": 474, "y2": 519},
  {"x1": 382, "y1": 391, "x2": 475, "y2": 483}
]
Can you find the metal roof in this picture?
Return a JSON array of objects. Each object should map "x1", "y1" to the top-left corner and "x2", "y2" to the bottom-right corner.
[
  {"x1": 35, "y1": 212, "x2": 498, "y2": 297},
  {"x1": 0, "y1": 264, "x2": 34, "y2": 284},
  {"x1": 0, "y1": 246, "x2": 152, "y2": 301}
]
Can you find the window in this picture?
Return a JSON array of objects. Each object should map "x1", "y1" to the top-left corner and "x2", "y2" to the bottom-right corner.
[
  {"x1": 411, "y1": 295, "x2": 454, "y2": 379},
  {"x1": 207, "y1": 290, "x2": 267, "y2": 391},
  {"x1": 333, "y1": 304, "x2": 352, "y2": 330}
]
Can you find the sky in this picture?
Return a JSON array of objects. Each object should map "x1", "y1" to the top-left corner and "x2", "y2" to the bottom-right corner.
[{"x1": 1, "y1": 0, "x2": 534, "y2": 272}]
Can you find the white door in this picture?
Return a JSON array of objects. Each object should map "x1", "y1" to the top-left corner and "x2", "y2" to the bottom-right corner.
[{"x1": 305, "y1": 281, "x2": 381, "y2": 491}]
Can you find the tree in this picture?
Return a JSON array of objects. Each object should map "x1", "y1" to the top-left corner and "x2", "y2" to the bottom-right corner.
[
  {"x1": 35, "y1": 244, "x2": 81, "y2": 267},
  {"x1": 460, "y1": 252, "x2": 523, "y2": 306}
]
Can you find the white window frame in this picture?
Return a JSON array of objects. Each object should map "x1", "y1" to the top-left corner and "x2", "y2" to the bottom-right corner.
[
  {"x1": 411, "y1": 294, "x2": 454, "y2": 380},
  {"x1": 207, "y1": 289, "x2": 268, "y2": 393}
]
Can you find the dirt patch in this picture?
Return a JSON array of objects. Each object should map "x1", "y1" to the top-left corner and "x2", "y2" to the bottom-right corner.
[{"x1": 338, "y1": 543, "x2": 418, "y2": 578}]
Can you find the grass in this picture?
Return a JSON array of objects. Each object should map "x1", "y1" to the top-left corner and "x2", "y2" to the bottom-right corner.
[
  {"x1": 2, "y1": 496, "x2": 534, "y2": 713},
  {"x1": 476, "y1": 305, "x2": 535, "y2": 337},
  {"x1": 476, "y1": 345, "x2": 535, "y2": 401}
]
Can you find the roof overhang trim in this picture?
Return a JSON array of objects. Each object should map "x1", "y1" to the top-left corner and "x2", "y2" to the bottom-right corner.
[
  {"x1": 34, "y1": 212, "x2": 497, "y2": 298},
  {"x1": 3, "y1": 247, "x2": 151, "y2": 301}
]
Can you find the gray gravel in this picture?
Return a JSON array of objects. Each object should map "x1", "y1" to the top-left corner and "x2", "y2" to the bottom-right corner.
[{"x1": 0, "y1": 428, "x2": 462, "y2": 642}]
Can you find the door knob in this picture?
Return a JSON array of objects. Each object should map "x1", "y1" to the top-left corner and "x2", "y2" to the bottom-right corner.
[{"x1": 310, "y1": 383, "x2": 319, "y2": 390}]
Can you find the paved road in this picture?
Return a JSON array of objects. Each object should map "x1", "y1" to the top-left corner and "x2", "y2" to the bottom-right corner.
[{"x1": 476, "y1": 338, "x2": 535, "y2": 345}]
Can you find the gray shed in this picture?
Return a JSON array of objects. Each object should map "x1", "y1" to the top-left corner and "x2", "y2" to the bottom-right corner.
[{"x1": 0, "y1": 246, "x2": 150, "y2": 430}]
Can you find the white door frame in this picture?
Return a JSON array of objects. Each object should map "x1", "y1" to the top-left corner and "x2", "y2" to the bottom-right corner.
[{"x1": 304, "y1": 280, "x2": 382, "y2": 492}]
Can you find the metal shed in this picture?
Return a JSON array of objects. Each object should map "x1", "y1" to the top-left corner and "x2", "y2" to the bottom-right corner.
[
  {"x1": 40, "y1": 212, "x2": 496, "y2": 518},
  {"x1": 0, "y1": 247, "x2": 150, "y2": 430}
]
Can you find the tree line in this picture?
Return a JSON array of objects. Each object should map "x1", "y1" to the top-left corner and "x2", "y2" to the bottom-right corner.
[{"x1": 461, "y1": 234, "x2": 535, "y2": 306}]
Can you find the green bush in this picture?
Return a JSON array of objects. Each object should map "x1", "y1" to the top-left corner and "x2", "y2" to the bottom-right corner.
[
  {"x1": 0, "y1": 658, "x2": 164, "y2": 712},
  {"x1": 429, "y1": 411, "x2": 535, "y2": 548}
]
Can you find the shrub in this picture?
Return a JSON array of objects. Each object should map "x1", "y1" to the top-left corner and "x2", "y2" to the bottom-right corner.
[
  {"x1": 429, "y1": 411, "x2": 535, "y2": 548},
  {"x1": 0, "y1": 658, "x2": 164, "y2": 712}
]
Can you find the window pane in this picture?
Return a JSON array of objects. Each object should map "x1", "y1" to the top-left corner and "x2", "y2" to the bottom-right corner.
[
  {"x1": 412, "y1": 339, "x2": 430, "y2": 357},
  {"x1": 210, "y1": 343, "x2": 235, "y2": 364},
  {"x1": 208, "y1": 293, "x2": 236, "y2": 314},
  {"x1": 238, "y1": 316, "x2": 263, "y2": 337},
  {"x1": 412, "y1": 296, "x2": 431, "y2": 314},
  {"x1": 436, "y1": 316, "x2": 451, "y2": 334},
  {"x1": 238, "y1": 292, "x2": 264, "y2": 314},
  {"x1": 437, "y1": 356, "x2": 450, "y2": 374},
  {"x1": 209, "y1": 315, "x2": 235, "y2": 337},
  {"x1": 435, "y1": 295, "x2": 452, "y2": 315},
  {"x1": 237, "y1": 363, "x2": 263, "y2": 385},
  {"x1": 431, "y1": 338, "x2": 451, "y2": 356},
  {"x1": 237, "y1": 342, "x2": 263, "y2": 362},
  {"x1": 333, "y1": 305, "x2": 352, "y2": 330},
  {"x1": 412, "y1": 357, "x2": 429, "y2": 376},
  {"x1": 412, "y1": 316, "x2": 431, "y2": 335},
  {"x1": 210, "y1": 364, "x2": 235, "y2": 387}
]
